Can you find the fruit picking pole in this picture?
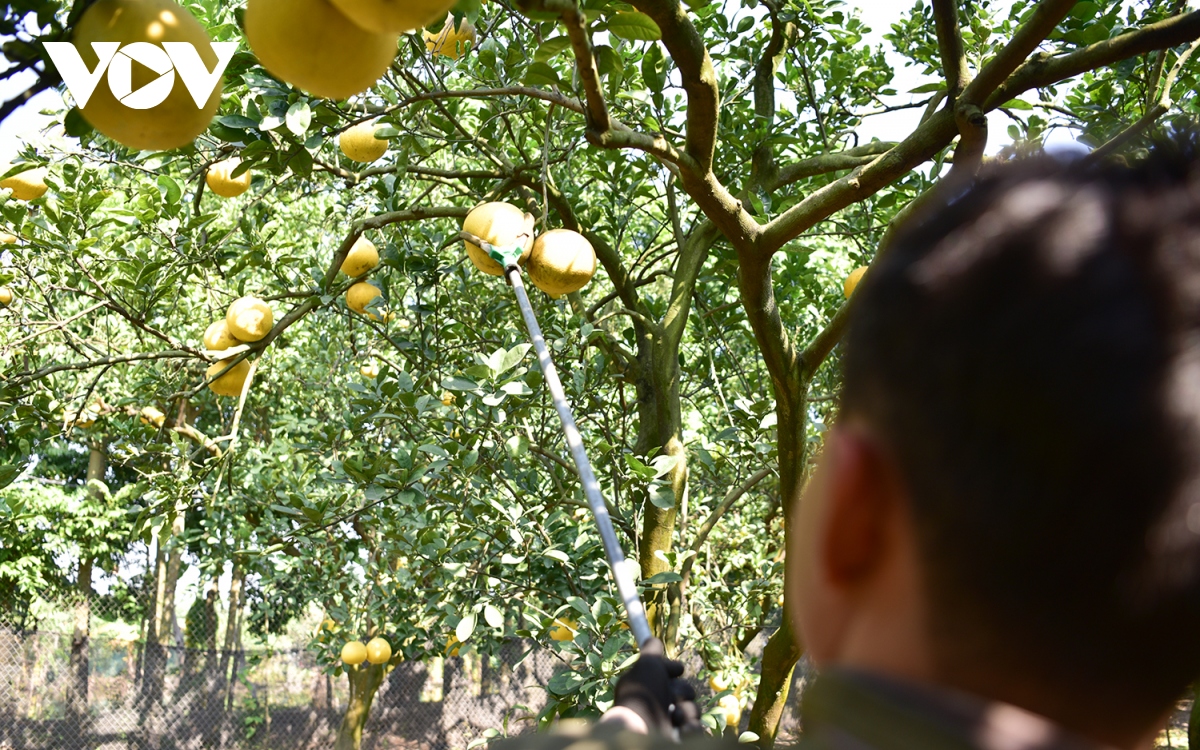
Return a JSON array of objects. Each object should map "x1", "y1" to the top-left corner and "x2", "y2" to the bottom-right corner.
[
  {"x1": 506, "y1": 266, "x2": 654, "y2": 649},
  {"x1": 458, "y1": 230, "x2": 653, "y2": 650}
]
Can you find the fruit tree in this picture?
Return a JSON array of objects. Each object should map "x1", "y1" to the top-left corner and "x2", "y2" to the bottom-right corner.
[{"x1": 3, "y1": 0, "x2": 1199, "y2": 746}]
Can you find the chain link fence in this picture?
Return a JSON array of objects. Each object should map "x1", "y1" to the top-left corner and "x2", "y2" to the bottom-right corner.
[{"x1": 0, "y1": 624, "x2": 572, "y2": 750}]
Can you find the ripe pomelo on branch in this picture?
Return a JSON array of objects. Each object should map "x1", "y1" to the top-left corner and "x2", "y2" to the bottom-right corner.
[
  {"x1": 843, "y1": 266, "x2": 867, "y2": 299},
  {"x1": 205, "y1": 159, "x2": 251, "y2": 198},
  {"x1": 360, "y1": 363, "x2": 379, "y2": 379},
  {"x1": 244, "y1": 0, "x2": 399, "y2": 100},
  {"x1": 339, "y1": 122, "x2": 389, "y2": 163},
  {"x1": 425, "y1": 13, "x2": 476, "y2": 60},
  {"x1": 203, "y1": 320, "x2": 240, "y2": 351},
  {"x1": 72, "y1": 0, "x2": 223, "y2": 151},
  {"x1": 205, "y1": 358, "x2": 251, "y2": 397},
  {"x1": 527, "y1": 229, "x2": 597, "y2": 296},
  {"x1": 0, "y1": 232, "x2": 16, "y2": 244},
  {"x1": 1, "y1": 168, "x2": 48, "y2": 201},
  {"x1": 341, "y1": 640, "x2": 368, "y2": 666},
  {"x1": 365, "y1": 637, "x2": 391, "y2": 664},
  {"x1": 328, "y1": 0, "x2": 456, "y2": 34},
  {"x1": 0, "y1": 287, "x2": 12, "y2": 306},
  {"x1": 341, "y1": 236, "x2": 380, "y2": 277},
  {"x1": 346, "y1": 282, "x2": 382, "y2": 315},
  {"x1": 549, "y1": 618, "x2": 577, "y2": 642},
  {"x1": 225, "y1": 296, "x2": 274, "y2": 342},
  {"x1": 462, "y1": 202, "x2": 534, "y2": 276}
]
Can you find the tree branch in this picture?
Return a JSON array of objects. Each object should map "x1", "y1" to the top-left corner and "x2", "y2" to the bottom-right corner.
[
  {"x1": 630, "y1": 0, "x2": 721, "y2": 172},
  {"x1": 987, "y1": 10, "x2": 1200, "y2": 110},
  {"x1": 932, "y1": 0, "x2": 970, "y2": 99},
  {"x1": 959, "y1": 0, "x2": 1078, "y2": 107}
]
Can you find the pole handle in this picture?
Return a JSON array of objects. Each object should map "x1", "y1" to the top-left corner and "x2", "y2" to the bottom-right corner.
[{"x1": 501, "y1": 264, "x2": 654, "y2": 649}]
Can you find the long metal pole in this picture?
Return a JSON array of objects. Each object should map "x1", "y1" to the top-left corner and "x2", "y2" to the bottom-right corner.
[{"x1": 504, "y1": 265, "x2": 654, "y2": 649}]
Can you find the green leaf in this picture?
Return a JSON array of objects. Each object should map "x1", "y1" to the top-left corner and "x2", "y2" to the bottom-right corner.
[
  {"x1": 484, "y1": 604, "x2": 503, "y2": 628},
  {"x1": 547, "y1": 670, "x2": 585, "y2": 695},
  {"x1": 156, "y1": 175, "x2": 181, "y2": 205},
  {"x1": 218, "y1": 114, "x2": 258, "y2": 129},
  {"x1": 1001, "y1": 98, "x2": 1033, "y2": 110},
  {"x1": 644, "y1": 571, "x2": 681, "y2": 585},
  {"x1": 608, "y1": 11, "x2": 661, "y2": 41},
  {"x1": 285, "y1": 101, "x2": 311, "y2": 136},
  {"x1": 498, "y1": 343, "x2": 531, "y2": 375},
  {"x1": 908, "y1": 82, "x2": 944, "y2": 94},
  {"x1": 739, "y1": 733, "x2": 760, "y2": 744},
  {"x1": 649, "y1": 481, "x2": 676, "y2": 510},
  {"x1": 524, "y1": 62, "x2": 561, "y2": 88},
  {"x1": 456, "y1": 612, "x2": 477, "y2": 642},
  {"x1": 63, "y1": 108, "x2": 93, "y2": 138},
  {"x1": 442, "y1": 376, "x2": 478, "y2": 391},
  {"x1": 534, "y1": 36, "x2": 571, "y2": 64},
  {"x1": 0, "y1": 464, "x2": 22, "y2": 490}
]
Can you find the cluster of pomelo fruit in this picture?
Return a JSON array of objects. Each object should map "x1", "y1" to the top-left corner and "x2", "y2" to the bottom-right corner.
[
  {"x1": 461, "y1": 202, "x2": 598, "y2": 297},
  {"x1": 341, "y1": 635, "x2": 393, "y2": 667},
  {"x1": 57, "y1": 0, "x2": 476, "y2": 153},
  {"x1": 201, "y1": 296, "x2": 275, "y2": 397},
  {"x1": 245, "y1": 0, "x2": 474, "y2": 102}
]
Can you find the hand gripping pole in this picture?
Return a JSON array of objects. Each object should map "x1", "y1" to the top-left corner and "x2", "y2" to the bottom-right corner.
[{"x1": 460, "y1": 230, "x2": 653, "y2": 649}]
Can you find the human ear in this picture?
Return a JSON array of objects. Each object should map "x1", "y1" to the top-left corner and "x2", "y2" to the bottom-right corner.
[{"x1": 820, "y1": 428, "x2": 892, "y2": 586}]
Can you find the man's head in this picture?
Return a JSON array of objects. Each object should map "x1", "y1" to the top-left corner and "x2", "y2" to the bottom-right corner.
[{"x1": 789, "y1": 138, "x2": 1200, "y2": 746}]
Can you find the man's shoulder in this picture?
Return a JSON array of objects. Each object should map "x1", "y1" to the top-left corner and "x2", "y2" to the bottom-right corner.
[{"x1": 491, "y1": 725, "x2": 735, "y2": 750}]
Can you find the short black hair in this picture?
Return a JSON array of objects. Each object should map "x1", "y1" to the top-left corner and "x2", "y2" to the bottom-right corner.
[{"x1": 841, "y1": 136, "x2": 1200, "y2": 726}]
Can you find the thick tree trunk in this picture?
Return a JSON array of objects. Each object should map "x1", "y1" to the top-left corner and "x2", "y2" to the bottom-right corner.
[
  {"x1": 638, "y1": 352, "x2": 687, "y2": 641},
  {"x1": 220, "y1": 561, "x2": 245, "y2": 708},
  {"x1": 334, "y1": 664, "x2": 387, "y2": 750},
  {"x1": 67, "y1": 443, "x2": 105, "y2": 727},
  {"x1": 735, "y1": 253, "x2": 811, "y2": 747},
  {"x1": 139, "y1": 540, "x2": 169, "y2": 706},
  {"x1": 158, "y1": 504, "x2": 186, "y2": 650}
]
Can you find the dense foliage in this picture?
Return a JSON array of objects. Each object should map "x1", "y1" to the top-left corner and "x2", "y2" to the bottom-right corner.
[{"x1": 3, "y1": 0, "x2": 1199, "y2": 744}]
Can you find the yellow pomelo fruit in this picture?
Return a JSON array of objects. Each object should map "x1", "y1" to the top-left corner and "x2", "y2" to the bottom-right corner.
[
  {"x1": 360, "y1": 363, "x2": 379, "y2": 378},
  {"x1": 462, "y1": 202, "x2": 534, "y2": 276},
  {"x1": 446, "y1": 634, "x2": 461, "y2": 657},
  {"x1": 139, "y1": 406, "x2": 166, "y2": 426},
  {"x1": 328, "y1": 0, "x2": 454, "y2": 34},
  {"x1": 527, "y1": 229, "x2": 597, "y2": 296},
  {"x1": 549, "y1": 618, "x2": 577, "y2": 642},
  {"x1": 843, "y1": 266, "x2": 868, "y2": 299},
  {"x1": 203, "y1": 320, "x2": 240, "y2": 351},
  {"x1": 346, "y1": 282, "x2": 382, "y2": 315},
  {"x1": 206, "y1": 159, "x2": 251, "y2": 198},
  {"x1": 1, "y1": 168, "x2": 48, "y2": 201},
  {"x1": 225, "y1": 296, "x2": 274, "y2": 342},
  {"x1": 424, "y1": 13, "x2": 476, "y2": 60},
  {"x1": 719, "y1": 693, "x2": 741, "y2": 726},
  {"x1": 73, "y1": 0, "x2": 221, "y2": 151},
  {"x1": 341, "y1": 640, "x2": 368, "y2": 666},
  {"x1": 339, "y1": 122, "x2": 389, "y2": 163},
  {"x1": 206, "y1": 358, "x2": 251, "y2": 397},
  {"x1": 245, "y1": 0, "x2": 399, "y2": 100},
  {"x1": 709, "y1": 674, "x2": 730, "y2": 692},
  {"x1": 342, "y1": 236, "x2": 380, "y2": 277},
  {"x1": 366, "y1": 637, "x2": 391, "y2": 664},
  {"x1": 440, "y1": 391, "x2": 455, "y2": 406},
  {"x1": 0, "y1": 232, "x2": 17, "y2": 243},
  {"x1": 0, "y1": 287, "x2": 12, "y2": 306}
]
